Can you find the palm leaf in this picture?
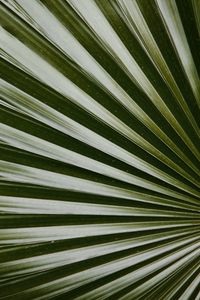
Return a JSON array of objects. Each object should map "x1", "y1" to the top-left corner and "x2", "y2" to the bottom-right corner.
[{"x1": 0, "y1": 0, "x2": 200, "y2": 299}]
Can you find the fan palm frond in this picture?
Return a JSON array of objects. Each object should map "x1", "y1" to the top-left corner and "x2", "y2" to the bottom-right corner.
[{"x1": 0, "y1": 0, "x2": 200, "y2": 299}]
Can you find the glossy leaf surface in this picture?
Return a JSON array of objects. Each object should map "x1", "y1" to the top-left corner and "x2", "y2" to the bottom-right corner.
[{"x1": 0, "y1": 0, "x2": 200, "y2": 299}]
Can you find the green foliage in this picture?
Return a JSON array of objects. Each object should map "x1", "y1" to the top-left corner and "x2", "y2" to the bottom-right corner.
[{"x1": 0, "y1": 0, "x2": 200, "y2": 299}]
